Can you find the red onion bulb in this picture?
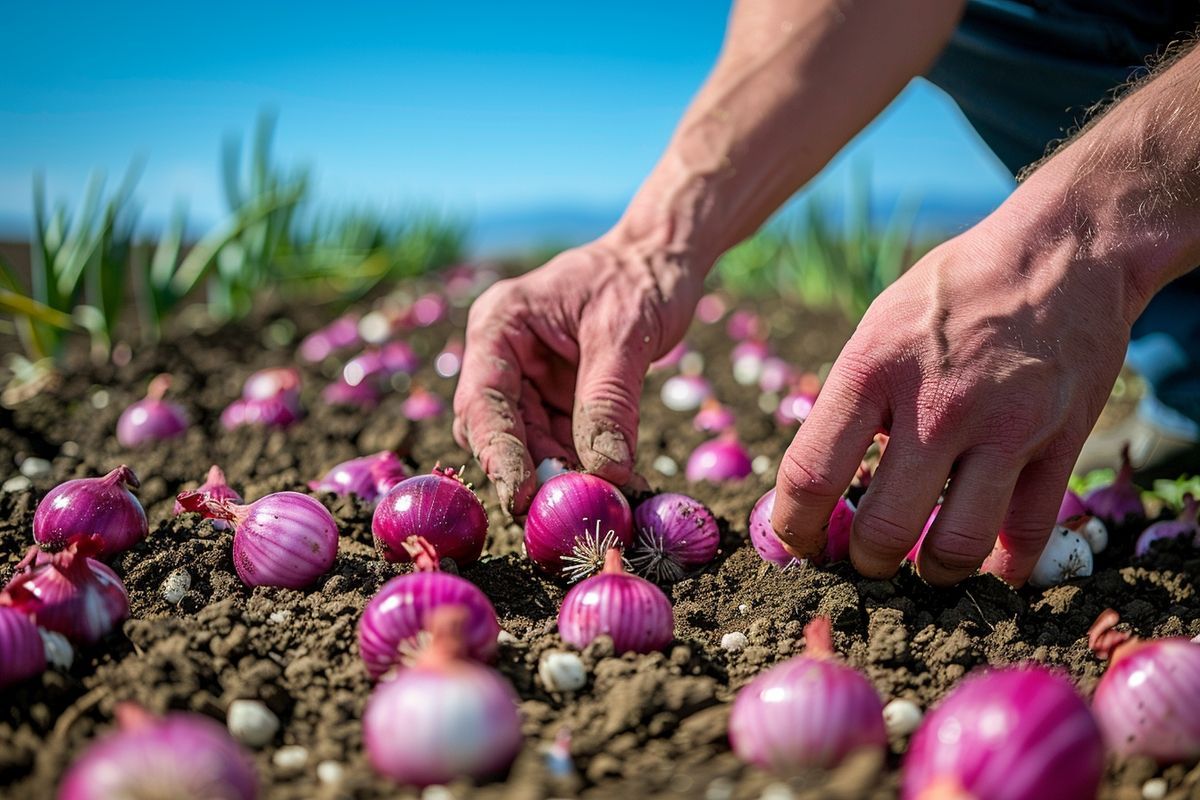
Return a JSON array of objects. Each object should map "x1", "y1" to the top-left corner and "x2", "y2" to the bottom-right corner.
[
  {"x1": 298, "y1": 313, "x2": 361, "y2": 362},
  {"x1": 757, "y1": 356, "x2": 793, "y2": 394},
  {"x1": 242, "y1": 367, "x2": 301, "y2": 403},
  {"x1": 524, "y1": 472, "x2": 633, "y2": 580},
  {"x1": 358, "y1": 536, "x2": 500, "y2": 680},
  {"x1": 1089, "y1": 609, "x2": 1200, "y2": 763},
  {"x1": 686, "y1": 434, "x2": 753, "y2": 482},
  {"x1": 0, "y1": 605, "x2": 46, "y2": 689},
  {"x1": 321, "y1": 376, "x2": 382, "y2": 409},
  {"x1": 1, "y1": 545, "x2": 129, "y2": 645},
  {"x1": 364, "y1": 607, "x2": 522, "y2": 786},
  {"x1": 173, "y1": 465, "x2": 242, "y2": 531},
  {"x1": 33, "y1": 465, "x2": 147, "y2": 559},
  {"x1": 748, "y1": 489, "x2": 854, "y2": 568},
  {"x1": 903, "y1": 664, "x2": 1103, "y2": 800},
  {"x1": 59, "y1": 703, "x2": 258, "y2": 800},
  {"x1": 629, "y1": 493, "x2": 720, "y2": 582},
  {"x1": 222, "y1": 368, "x2": 303, "y2": 430},
  {"x1": 116, "y1": 374, "x2": 189, "y2": 448},
  {"x1": 1058, "y1": 489, "x2": 1087, "y2": 522},
  {"x1": 731, "y1": 339, "x2": 770, "y2": 385},
  {"x1": 775, "y1": 389, "x2": 816, "y2": 426},
  {"x1": 402, "y1": 386, "x2": 445, "y2": 421},
  {"x1": 1083, "y1": 444, "x2": 1145, "y2": 526},
  {"x1": 693, "y1": 398, "x2": 735, "y2": 434},
  {"x1": 558, "y1": 547, "x2": 674, "y2": 653},
  {"x1": 177, "y1": 491, "x2": 338, "y2": 589},
  {"x1": 372, "y1": 467, "x2": 488, "y2": 566},
  {"x1": 661, "y1": 374, "x2": 713, "y2": 412},
  {"x1": 730, "y1": 617, "x2": 886, "y2": 770},
  {"x1": 308, "y1": 451, "x2": 411, "y2": 507},
  {"x1": 1134, "y1": 494, "x2": 1200, "y2": 557}
]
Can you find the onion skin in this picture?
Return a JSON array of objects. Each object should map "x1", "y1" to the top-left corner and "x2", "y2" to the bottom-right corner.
[
  {"x1": 902, "y1": 665, "x2": 1104, "y2": 800},
  {"x1": 524, "y1": 473, "x2": 633, "y2": 579},
  {"x1": 905, "y1": 506, "x2": 941, "y2": 562},
  {"x1": 59, "y1": 703, "x2": 258, "y2": 800},
  {"x1": 116, "y1": 374, "x2": 189, "y2": 448},
  {"x1": 173, "y1": 465, "x2": 241, "y2": 531},
  {"x1": 686, "y1": 435, "x2": 753, "y2": 482},
  {"x1": 358, "y1": 537, "x2": 500, "y2": 680},
  {"x1": 1083, "y1": 445, "x2": 1145, "y2": 526},
  {"x1": 1, "y1": 545, "x2": 130, "y2": 645},
  {"x1": 308, "y1": 451, "x2": 411, "y2": 507},
  {"x1": 629, "y1": 493, "x2": 720, "y2": 582},
  {"x1": 372, "y1": 467, "x2": 488, "y2": 566},
  {"x1": 1058, "y1": 490, "x2": 1087, "y2": 522},
  {"x1": 33, "y1": 465, "x2": 147, "y2": 559},
  {"x1": 748, "y1": 489, "x2": 854, "y2": 568},
  {"x1": 1134, "y1": 495, "x2": 1200, "y2": 557},
  {"x1": 1089, "y1": 609, "x2": 1200, "y2": 763},
  {"x1": 557, "y1": 547, "x2": 674, "y2": 654},
  {"x1": 0, "y1": 606, "x2": 46, "y2": 689},
  {"x1": 729, "y1": 617, "x2": 886, "y2": 771},
  {"x1": 363, "y1": 608, "x2": 522, "y2": 786},
  {"x1": 178, "y1": 491, "x2": 338, "y2": 589}
]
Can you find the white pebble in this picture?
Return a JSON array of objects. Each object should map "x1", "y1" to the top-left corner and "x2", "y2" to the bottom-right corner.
[
  {"x1": 705, "y1": 777, "x2": 735, "y2": 800},
  {"x1": 653, "y1": 455, "x2": 678, "y2": 476},
  {"x1": 720, "y1": 632, "x2": 748, "y2": 653},
  {"x1": 19, "y1": 457, "x2": 52, "y2": 478},
  {"x1": 883, "y1": 698, "x2": 923, "y2": 737},
  {"x1": 422, "y1": 786, "x2": 456, "y2": 800},
  {"x1": 226, "y1": 699, "x2": 279, "y2": 748},
  {"x1": 2, "y1": 475, "x2": 32, "y2": 493},
  {"x1": 751, "y1": 455, "x2": 772, "y2": 475},
  {"x1": 268, "y1": 610, "x2": 292, "y2": 625},
  {"x1": 161, "y1": 568, "x2": 191, "y2": 605},
  {"x1": 759, "y1": 783, "x2": 794, "y2": 800},
  {"x1": 316, "y1": 760, "x2": 344, "y2": 785},
  {"x1": 757, "y1": 392, "x2": 780, "y2": 415},
  {"x1": 39, "y1": 629, "x2": 74, "y2": 670},
  {"x1": 538, "y1": 651, "x2": 588, "y2": 693},
  {"x1": 1142, "y1": 778, "x2": 1168, "y2": 800},
  {"x1": 273, "y1": 745, "x2": 309, "y2": 773},
  {"x1": 497, "y1": 629, "x2": 518, "y2": 645},
  {"x1": 60, "y1": 441, "x2": 80, "y2": 458},
  {"x1": 738, "y1": 603, "x2": 749, "y2": 615},
  {"x1": 91, "y1": 389, "x2": 110, "y2": 409}
]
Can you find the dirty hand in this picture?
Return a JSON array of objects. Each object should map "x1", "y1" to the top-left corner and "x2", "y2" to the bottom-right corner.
[
  {"x1": 453, "y1": 238, "x2": 703, "y2": 514},
  {"x1": 771, "y1": 219, "x2": 1131, "y2": 587}
]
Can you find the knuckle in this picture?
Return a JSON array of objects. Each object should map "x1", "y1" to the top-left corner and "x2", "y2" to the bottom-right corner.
[
  {"x1": 779, "y1": 450, "x2": 843, "y2": 501},
  {"x1": 924, "y1": 529, "x2": 990, "y2": 575},
  {"x1": 853, "y1": 505, "x2": 917, "y2": 556}
]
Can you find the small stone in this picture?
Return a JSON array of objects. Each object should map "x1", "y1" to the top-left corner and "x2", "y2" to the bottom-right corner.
[
  {"x1": 226, "y1": 699, "x2": 279, "y2": 747},
  {"x1": 497, "y1": 630, "x2": 518, "y2": 645},
  {"x1": 759, "y1": 783, "x2": 793, "y2": 800},
  {"x1": 538, "y1": 651, "x2": 588, "y2": 692},
  {"x1": 751, "y1": 455, "x2": 771, "y2": 475},
  {"x1": 39, "y1": 629, "x2": 73, "y2": 670},
  {"x1": 653, "y1": 455, "x2": 678, "y2": 476},
  {"x1": 422, "y1": 787, "x2": 455, "y2": 800},
  {"x1": 60, "y1": 441, "x2": 80, "y2": 458},
  {"x1": 268, "y1": 610, "x2": 292, "y2": 625},
  {"x1": 91, "y1": 389, "x2": 110, "y2": 409},
  {"x1": 1142, "y1": 778, "x2": 1168, "y2": 800},
  {"x1": 316, "y1": 760, "x2": 344, "y2": 786},
  {"x1": 883, "y1": 698, "x2": 923, "y2": 737},
  {"x1": 3, "y1": 475, "x2": 32, "y2": 493},
  {"x1": 19, "y1": 457, "x2": 52, "y2": 478},
  {"x1": 161, "y1": 568, "x2": 191, "y2": 605},
  {"x1": 720, "y1": 632, "x2": 748, "y2": 653},
  {"x1": 359, "y1": 311, "x2": 391, "y2": 344},
  {"x1": 273, "y1": 745, "x2": 309, "y2": 773},
  {"x1": 705, "y1": 777, "x2": 735, "y2": 800}
]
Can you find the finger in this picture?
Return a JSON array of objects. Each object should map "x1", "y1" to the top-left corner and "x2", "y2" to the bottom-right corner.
[
  {"x1": 850, "y1": 428, "x2": 955, "y2": 579},
  {"x1": 453, "y1": 321, "x2": 536, "y2": 514},
  {"x1": 916, "y1": 449, "x2": 1021, "y2": 587},
  {"x1": 518, "y1": 380, "x2": 573, "y2": 466},
  {"x1": 984, "y1": 451, "x2": 1075, "y2": 587},
  {"x1": 572, "y1": 322, "x2": 651, "y2": 485},
  {"x1": 771, "y1": 359, "x2": 887, "y2": 560}
]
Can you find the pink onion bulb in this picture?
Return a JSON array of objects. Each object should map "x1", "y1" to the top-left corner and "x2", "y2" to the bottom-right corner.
[
  {"x1": 174, "y1": 465, "x2": 242, "y2": 531},
  {"x1": 558, "y1": 547, "x2": 674, "y2": 654},
  {"x1": 177, "y1": 491, "x2": 338, "y2": 589},
  {"x1": 1083, "y1": 444, "x2": 1145, "y2": 526},
  {"x1": 1089, "y1": 609, "x2": 1200, "y2": 763},
  {"x1": 1058, "y1": 489, "x2": 1087, "y2": 522},
  {"x1": 435, "y1": 338, "x2": 464, "y2": 378},
  {"x1": 1134, "y1": 494, "x2": 1200, "y2": 557},
  {"x1": 693, "y1": 398, "x2": 735, "y2": 434},
  {"x1": 222, "y1": 368, "x2": 303, "y2": 430},
  {"x1": 116, "y1": 374, "x2": 189, "y2": 448},
  {"x1": 748, "y1": 489, "x2": 854, "y2": 568},
  {"x1": 902, "y1": 665, "x2": 1104, "y2": 800},
  {"x1": 358, "y1": 536, "x2": 500, "y2": 680},
  {"x1": 686, "y1": 434, "x2": 753, "y2": 483},
  {"x1": 321, "y1": 376, "x2": 382, "y2": 409},
  {"x1": 0, "y1": 605, "x2": 46, "y2": 689},
  {"x1": 372, "y1": 467, "x2": 488, "y2": 566},
  {"x1": 660, "y1": 374, "x2": 712, "y2": 412},
  {"x1": 364, "y1": 607, "x2": 522, "y2": 786},
  {"x1": 524, "y1": 472, "x2": 634, "y2": 581},
  {"x1": 242, "y1": 367, "x2": 301, "y2": 403},
  {"x1": 402, "y1": 386, "x2": 445, "y2": 421},
  {"x1": 905, "y1": 505, "x2": 941, "y2": 562},
  {"x1": 730, "y1": 617, "x2": 886, "y2": 770},
  {"x1": 726, "y1": 310, "x2": 763, "y2": 341},
  {"x1": 649, "y1": 341, "x2": 689, "y2": 373},
  {"x1": 33, "y1": 465, "x2": 147, "y2": 559},
  {"x1": 59, "y1": 703, "x2": 258, "y2": 800},
  {"x1": 731, "y1": 339, "x2": 770, "y2": 385},
  {"x1": 1, "y1": 544, "x2": 129, "y2": 645},
  {"x1": 308, "y1": 451, "x2": 411, "y2": 507},
  {"x1": 775, "y1": 389, "x2": 816, "y2": 426},
  {"x1": 298, "y1": 314, "x2": 361, "y2": 362},
  {"x1": 757, "y1": 356, "x2": 793, "y2": 394},
  {"x1": 629, "y1": 493, "x2": 720, "y2": 582}
]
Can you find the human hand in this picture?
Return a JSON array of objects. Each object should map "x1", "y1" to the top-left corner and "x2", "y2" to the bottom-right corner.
[
  {"x1": 771, "y1": 221, "x2": 1132, "y2": 586},
  {"x1": 453, "y1": 239, "x2": 703, "y2": 514}
]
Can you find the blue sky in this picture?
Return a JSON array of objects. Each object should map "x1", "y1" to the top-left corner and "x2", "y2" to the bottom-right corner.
[{"x1": 2, "y1": 1, "x2": 1014, "y2": 241}]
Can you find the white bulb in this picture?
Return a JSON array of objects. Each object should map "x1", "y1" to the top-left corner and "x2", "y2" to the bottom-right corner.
[
  {"x1": 1079, "y1": 517, "x2": 1108, "y2": 554},
  {"x1": 883, "y1": 698, "x2": 923, "y2": 736},
  {"x1": 1029, "y1": 526, "x2": 1094, "y2": 588}
]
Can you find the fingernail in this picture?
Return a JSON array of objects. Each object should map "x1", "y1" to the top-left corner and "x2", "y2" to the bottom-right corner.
[{"x1": 589, "y1": 430, "x2": 630, "y2": 466}]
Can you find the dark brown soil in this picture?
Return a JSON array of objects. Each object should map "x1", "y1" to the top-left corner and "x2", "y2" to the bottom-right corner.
[{"x1": 2, "y1": 296, "x2": 1199, "y2": 800}]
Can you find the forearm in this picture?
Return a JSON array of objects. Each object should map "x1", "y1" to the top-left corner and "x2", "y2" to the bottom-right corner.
[
  {"x1": 999, "y1": 40, "x2": 1200, "y2": 326},
  {"x1": 609, "y1": 0, "x2": 965, "y2": 272}
]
